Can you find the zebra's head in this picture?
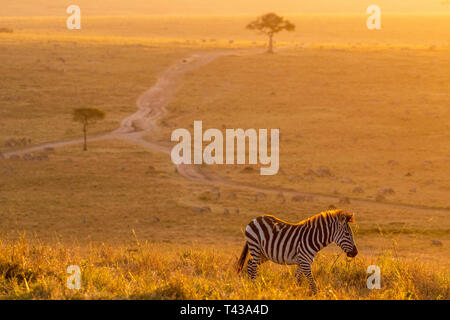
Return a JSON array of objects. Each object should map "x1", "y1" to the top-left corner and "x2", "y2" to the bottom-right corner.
[{"x1": 334, "y1": 211, "x2": 358, "y2": 258}]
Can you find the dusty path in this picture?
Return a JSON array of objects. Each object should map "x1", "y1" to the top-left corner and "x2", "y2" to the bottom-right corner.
[{"x1": 3, "y1": 48, "x2": 450, "y2": 214}]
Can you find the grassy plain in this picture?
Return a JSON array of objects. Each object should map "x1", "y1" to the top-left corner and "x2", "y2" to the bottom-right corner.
[
  {"x1": 0, "y1": 13, "x2": 449, "y2": 299},
  {"x1": 0, "y1": 36, "x2": 191, "y2": 148},
  {"x1": 0, "y1": 239, "x2": 448, "y2": 299},
  {"x1": 162, "y1": 48, "x2": 450, "y2": 208}
]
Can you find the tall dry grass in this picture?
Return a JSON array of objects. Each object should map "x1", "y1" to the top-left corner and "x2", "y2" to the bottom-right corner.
[{"x1": 0, "y1": 236, "x2": 447, "y2": 300}]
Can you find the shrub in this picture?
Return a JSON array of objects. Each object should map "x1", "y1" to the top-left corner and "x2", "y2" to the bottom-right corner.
[{"x1": 0, "y1": 28, "x2": 13, "y2": 33}]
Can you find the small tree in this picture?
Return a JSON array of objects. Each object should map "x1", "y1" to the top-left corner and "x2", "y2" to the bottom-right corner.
[
  {"x1": 246, "y1": 13, "x2": 295, "y2": 53},
  {"x1": 72, "y1": 108, "x2": 105, "y2": 151}
]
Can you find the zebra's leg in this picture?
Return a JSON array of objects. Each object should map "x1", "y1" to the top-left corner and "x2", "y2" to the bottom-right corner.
[
  {"x1": 295, "y1": 265, "x2": 304, "y2": 283},
  {"x1": 247, "y1": 247, "x2": 265, "y2": 280},
  {"x1": 247, "y1": 259, "x2": 259, "y2": 280},
  {"x1": 296, "y1": 262, "x2": 317, "y2": 294}
]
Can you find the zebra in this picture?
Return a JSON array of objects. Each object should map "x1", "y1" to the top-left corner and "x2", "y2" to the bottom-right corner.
[{"x1": 236, "y1": 209, "x2": 358, "y2": 293}]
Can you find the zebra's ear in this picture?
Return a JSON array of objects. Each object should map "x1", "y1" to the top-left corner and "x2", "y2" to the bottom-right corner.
[{"x1": 345, "y1": 213, "x2": 354, "y2": 223}]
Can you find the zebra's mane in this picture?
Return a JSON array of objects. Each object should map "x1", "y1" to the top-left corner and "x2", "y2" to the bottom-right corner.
[
  {"x1": 302, "y1": 209, "x2": 354, "y2": 225},
  {"x1": 265, "y1": 209, "x2": 354, "y2": 226}
]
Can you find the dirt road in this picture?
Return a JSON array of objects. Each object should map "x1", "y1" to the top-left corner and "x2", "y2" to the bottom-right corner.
[{"x1": 3, "y1": 48, "x2": 450, "y2": 214}]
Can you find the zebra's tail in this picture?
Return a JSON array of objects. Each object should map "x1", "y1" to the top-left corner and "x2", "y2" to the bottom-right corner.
[{"x1": 236, "y1": 242, "x2": 249, "y2": 274}]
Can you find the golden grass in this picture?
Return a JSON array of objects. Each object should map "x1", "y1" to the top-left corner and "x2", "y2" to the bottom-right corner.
[
  {"x1": 162, "y1": 48, "x2": 450, "y2": 209},
  {"x1": 0, "y1": 237, "x2": 447, "y2": 299},
  {"x1": 0, "y1": 36, "x2": 192, "y2": 149},
  {"x1": 1, "y1": 140, "x2": 448, "y2": 263},
  {"x1": 1, "y1": 15, "x2": 449, "y2": 299}
]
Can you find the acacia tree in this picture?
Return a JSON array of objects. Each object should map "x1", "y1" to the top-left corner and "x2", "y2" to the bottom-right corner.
[
  {"x1": 246, "y1": 13, "x2": 295, "y2": 53},
  {"x1": 72, "y1": 108, "x2": 105, "y2": 151}
]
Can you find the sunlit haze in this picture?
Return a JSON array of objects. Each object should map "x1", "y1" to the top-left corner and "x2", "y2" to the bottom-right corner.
[{"x1": 1, "y1": 0, "x2": 450, "y2": 16}]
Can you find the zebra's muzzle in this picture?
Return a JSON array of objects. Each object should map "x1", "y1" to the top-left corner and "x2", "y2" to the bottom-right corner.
[{"x1": 346, "y1": 246, "x2": 358, "y2": 258}]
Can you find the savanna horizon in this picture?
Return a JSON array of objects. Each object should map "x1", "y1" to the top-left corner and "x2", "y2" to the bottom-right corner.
[
  {"x1": 0, "y1": 6, "x2": 449, "y2": 300},
  {"x1": 2, "y1": 13, "x2": 450, "y2": 47}
]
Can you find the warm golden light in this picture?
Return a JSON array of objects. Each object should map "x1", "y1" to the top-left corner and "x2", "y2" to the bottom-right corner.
[{"x1": 0, "y1": 0, "x2": 448, "y2": 302}]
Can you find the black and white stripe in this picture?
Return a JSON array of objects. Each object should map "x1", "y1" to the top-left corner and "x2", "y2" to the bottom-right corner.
[{"x1": 236, "y1": 209, "x2": 358, "y2": 293}]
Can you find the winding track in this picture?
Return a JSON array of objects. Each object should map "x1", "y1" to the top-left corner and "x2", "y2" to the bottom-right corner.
[{"x1": 3, "y1": 48, "x2": 450, "y2": 214}]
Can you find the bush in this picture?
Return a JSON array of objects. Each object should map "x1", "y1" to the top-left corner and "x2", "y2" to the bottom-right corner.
[{"x1": 0, "y1": 28, "x2": 13, "y2": 33}]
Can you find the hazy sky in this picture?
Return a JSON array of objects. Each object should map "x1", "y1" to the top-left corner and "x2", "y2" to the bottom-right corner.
[
  {"x1": 2, "y1": 0, "x2": 449, "y2": 16},
  {"x1": 146, "y1": 0, "x2": 450, "y2": 14}
]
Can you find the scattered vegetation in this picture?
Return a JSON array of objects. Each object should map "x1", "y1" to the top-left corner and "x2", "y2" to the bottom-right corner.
[
  {"x1": 0, "y1": 27, "x2": 13, "y2": 33},
  {"x1": 72, "y1": 108, "x2": 106, "y2": 151},
  {"x1": 247, "y1": 13, "x2": 295, "y2": 53},
  {"x1": 1, "y1": 13, "x2": 449, "y2": 300}
]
